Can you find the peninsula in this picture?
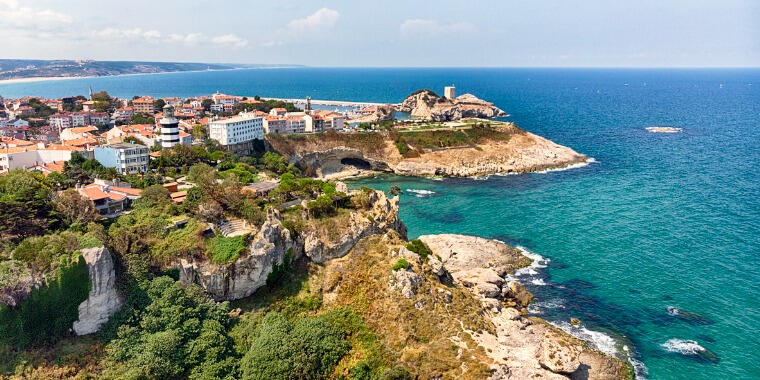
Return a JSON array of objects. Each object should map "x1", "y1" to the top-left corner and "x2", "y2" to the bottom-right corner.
[{"x1": 0, "y1": 59, "x2": 296, "y2": 82}]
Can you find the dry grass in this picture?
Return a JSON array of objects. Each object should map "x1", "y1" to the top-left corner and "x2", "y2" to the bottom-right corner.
[{"x1": 311, "y1": 233, "x2": 497, "y2": 379}]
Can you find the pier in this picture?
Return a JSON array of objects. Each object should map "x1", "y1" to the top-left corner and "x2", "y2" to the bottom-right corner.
[{"x1": 259, "y1": 97, "x2": 398, "y2": 108}]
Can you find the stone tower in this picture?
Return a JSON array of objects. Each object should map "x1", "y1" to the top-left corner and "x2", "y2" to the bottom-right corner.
[{"x1": 444, "y1": 85, "x2": 456, "y2": 100}]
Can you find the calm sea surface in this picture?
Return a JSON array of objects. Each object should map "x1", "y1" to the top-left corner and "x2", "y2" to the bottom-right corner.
[{"x1": 2, "y1": 68, "x2": 759, "y2": 379}]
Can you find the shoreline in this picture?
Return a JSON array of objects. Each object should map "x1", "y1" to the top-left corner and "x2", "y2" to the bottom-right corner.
[{"x1": 0, "y1": 66, "x2": 303, "y2": 85}]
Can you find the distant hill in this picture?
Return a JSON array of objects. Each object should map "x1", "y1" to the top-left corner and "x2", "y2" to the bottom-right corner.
[{"x1": 0, "y1": 59, "x2": 300, "y2": 80}]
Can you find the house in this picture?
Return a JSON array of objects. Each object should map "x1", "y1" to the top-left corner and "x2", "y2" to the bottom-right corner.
[
  {"x1": 162, "y1": 97, "x2": 183, "y2": 107},
  {"x1": 212, "y1": 93, "x2": 238, "y2": 106},
  {"x1": 89, "y1": 112, "x2": 109, "y2": 126},
  {"x1": 71, "y1": 112, "x2": 89, "y2": 126},
  {"x1": 113, "y1": 107, "x2": 134, "y2": 120},
  {"x1": 49, "y1": 113, "x2": 72, "y2": 130},
  {"x1": 77, "y1": 183, "x2": 142, "y2": 216},
  {"x1": 242, "y1": 181, "x2": 278, "y2": 196},
  {"x1": 208, "y1": 113, "x2": 264, "y2": 155},
  {"x1": 93, "y1": 142, "x2": 150, "y2": 174},
  {"x1": 60, "y1": 125, "x2": 98, "y2": 142},
  {"x1": 32, "y1": 160, "x2": 66, "y2": 175},
  {"x1": 263, "y1": 115, "x2": 287, "y2": 134},
  {"x1": 269, "y1": 108, "x2": 287, "y2": 116},
  {"x1": 0, "y1": 144, "x2": 75, "y2": 173},
  {"x1": 105, "y1": 124, "x2": 158, "y2": 146},
  {"x1": 82, "y1": 101, "x2": 96, "y2": 112},
  {"x1": 132, "y1": 96, "x2": 155, "y2": 114}
]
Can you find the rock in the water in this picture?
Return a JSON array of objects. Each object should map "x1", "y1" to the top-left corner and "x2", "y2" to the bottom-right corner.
[
  {"x1": 73, "y1": 247, "x2": 123, "y2": 336},
  {"x1": 389, "y1": 268, "x2": 422, "y2": 299}
]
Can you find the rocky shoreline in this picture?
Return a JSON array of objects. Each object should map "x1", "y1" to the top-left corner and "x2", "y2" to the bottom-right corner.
[{"x1": 269, "y1": 123, "x2": 591, "y2": 179}]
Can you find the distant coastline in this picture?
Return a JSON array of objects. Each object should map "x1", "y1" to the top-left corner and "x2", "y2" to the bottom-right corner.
[
  {"x1": 0, "y1": 66, "x2": 305, "y2": 85},
  {"x1": 0, "y1": 59, "x2": 304, "y2": 85}
]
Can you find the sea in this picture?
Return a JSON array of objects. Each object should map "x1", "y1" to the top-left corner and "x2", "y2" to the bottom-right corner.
[{"x1": 1, "y1": 67, "x2": 758, "y2": 379}]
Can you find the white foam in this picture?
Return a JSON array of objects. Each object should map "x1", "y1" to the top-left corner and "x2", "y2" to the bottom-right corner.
[
  {"x1": 551, "y1": 321, "x2": 619, "y2": 357},
  {"x1": 406, "y1": 189, "x2": 435, "y2": 197},
  {"x1": 661, "y1": 338, "x2": 706, "y2": 355},
  {"x1": 528, "y1": 299, "x2": 566, "y2": 314},
  {"x1": 645, "y1": 126, "x2": 683, "y2": 133},
  {"x1": 531, "y1": 278, "x2": 547, "y2": 286},
  {"x1": 534, "y1": 157, "x2": 597, "y2": 174},
  {"x1": 666, "y1": 306, "x2": 680, "y2": 316},
  {"x1": 514, "y1": 246, "x2": 550, "y2": 277}
]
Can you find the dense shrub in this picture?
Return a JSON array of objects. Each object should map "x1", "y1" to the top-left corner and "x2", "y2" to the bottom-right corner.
[
  {"x1": 0, "y1": 254, "x2": 90, "y2": 349},
  {"x1": 104, "y1": 276, "x2": 237, "y2": 379},
  {"x1": 239, "y1": 312, "x2": 350, "y2": 380},
  {"x1": 392, "y1": 259, "x2": 410, "y2": 271},
  {"x1": 405, "y1": 239, "x2": 432, "y2": 260}
]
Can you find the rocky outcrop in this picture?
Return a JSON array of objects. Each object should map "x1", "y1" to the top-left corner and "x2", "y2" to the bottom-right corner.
[
  {"x1": 304, "y1": 189, "x2": 406, "y2": 263},
  {"x1": 296, "y1": 147, "x2": 393, "y2": 178},
  {"x1": 418, "y1": 234, "x2": 629, "y2": 380},
  {"x1": 0, "y1": 260, "x2": 42, "y2": 307},
  {"x1": 388, "y1": 268, "x2": 422, "y2": 299},
  {"x1": 73, "y1": 247, "x2": 123, "y2": 336},
  {"x1": 396, "y1": 90, "x2": 506, "y2": 121},
  {"x1": 179, "y1": 189, "x2": 404, "y2": 300},
  {"x1": 178, "y1": 208, "x2": 297, "y2": 301},
  {"x1": 349, "y1": 104, "x2": 396, "y2": 124}
]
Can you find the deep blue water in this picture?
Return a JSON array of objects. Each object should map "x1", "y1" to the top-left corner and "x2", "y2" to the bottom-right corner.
[{"x1": 2, "y1": 68, "x2": 759, "y2": 379}]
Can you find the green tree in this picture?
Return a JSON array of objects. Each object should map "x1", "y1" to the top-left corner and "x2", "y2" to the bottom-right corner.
[
  {"x1": 0, "y1": 170, "x2": 58, "y2": 241},
  {"x1": 240, "y1": 312, "x2": 349, "y2": 380},
  {"x1": 154, "y1": 99, "x2": 166, "y2": 110},
  {"x1": 201, "y1": 99, "x2": 214, "y2": 112},
  {"x1": 54, "y1": 189, "x2": 98, "y2": 226}
]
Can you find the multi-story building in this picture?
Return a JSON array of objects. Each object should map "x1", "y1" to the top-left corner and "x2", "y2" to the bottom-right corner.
[
  {"x1": 162, "y1": 97, "x2": 183, "y2": 107},
  {"x1": 0, "y1": 145, "x2": 75, "y2": 173},
  {"x1": 132, "y1": 96, "x2": 155, "y2": 114},
  {"x1": 93, "y1": 143, "x2": 149, "y2": 174},
  {"x1": 208, "y1": 113, "x2": 264, "y2": 155},
  {"x1": 160, "y1": 105, "x2": 180, "y2": 149},
  {"x1": 105, "y1": 124, "x2": 159, "y2": 147},
  {"x1": 89, "y1": 112, "x2": 109, "y2": 126},
  {"x1": 263, "y1": 115, "x2": 286, "y2": 134},
  {"x1": 49, "y1": 113, "x2": 72, "y2": 130},
  {"x1": 71, "y1": 112, "x2": 89, "y2": 126},
  {"x1": 77, "y1": 182, "x2": 142, "y2": 216}
]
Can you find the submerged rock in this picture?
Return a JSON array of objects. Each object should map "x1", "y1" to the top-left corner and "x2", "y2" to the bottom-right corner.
[{"x1": 73, "y1": 247, "x2": 123, "y2": 336}]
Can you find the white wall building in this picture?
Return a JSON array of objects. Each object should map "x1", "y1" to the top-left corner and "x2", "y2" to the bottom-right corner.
[{"x1": 209, "y1": 113, "x2": 264, "y2": 155}]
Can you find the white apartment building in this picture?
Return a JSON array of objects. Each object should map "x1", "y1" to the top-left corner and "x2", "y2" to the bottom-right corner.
[{"x1": 208, "y1": 113, "x2": 264, "y2": 155}]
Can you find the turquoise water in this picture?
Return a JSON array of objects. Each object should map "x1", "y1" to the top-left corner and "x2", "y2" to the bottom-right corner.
[{"x1": 2, "y1": 68, "x2": 759, "y2": 379}]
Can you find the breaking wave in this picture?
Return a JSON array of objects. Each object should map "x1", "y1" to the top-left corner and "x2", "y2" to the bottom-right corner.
[
  {"x1": 406, "y1": 189, "x2": 435, "y2": 197},
  {"x1": 534, "y1": 157, "x2": 597, "y2": 174},
  {"x1": 661, "y1": 338, "x2": 706, "y2": 355}
]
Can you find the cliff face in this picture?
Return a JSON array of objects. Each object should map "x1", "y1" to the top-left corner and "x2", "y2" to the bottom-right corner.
[
  {"x1": 397, "y1": 90, "x2": 506, "y2": 121},
  {"x1": 178, "y1": 189, "x2": 405, "y2": 301},
  {"x1": 178, "y1": 208, "x2": 297, "y2": 301},
  {"x1": 269, "y1": 125, "x2": 589, "y2": 179},
  {"x1": 73, "y1": 247, "x2": 123, "y2": 336},
  {"x1": 304, "y1": 189, "x2": 405, "y2": 263}
]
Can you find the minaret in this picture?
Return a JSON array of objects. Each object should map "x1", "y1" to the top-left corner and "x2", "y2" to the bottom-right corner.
[
  {"x1": 160, "y1": 105, "x2": 180, "y2": 149},
  {"x1": 89, "y1": 86, "x2": 94, "y2": 100},
  {"x1": 305, "y1": 96, "x2": 312, "y2": 113}
]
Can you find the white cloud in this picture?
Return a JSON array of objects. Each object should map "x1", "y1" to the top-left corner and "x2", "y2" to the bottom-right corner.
[
  {"x1": 286, "y1": 8, "x2": 340, "y2": 34},
  {"x1": 0, "y1": 0, "x2": 72, "y2": 31},
  {"x1": 94, "y1": 28, "x2": 163, "y2": 44},
  {"x1": 400, "y1": 19, "x2": 475, "y2": 38},
  {"x1": 167, "y1": 32, "x2": 207, "y2": 46},
  {"x1": 212, "y1": 34, "x2": 249, "y2": 48}
]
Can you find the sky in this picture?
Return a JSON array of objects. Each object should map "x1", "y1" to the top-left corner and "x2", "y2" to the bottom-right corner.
[{"x1": 1, "y1": 0, "x2": 758, "y2": 67}]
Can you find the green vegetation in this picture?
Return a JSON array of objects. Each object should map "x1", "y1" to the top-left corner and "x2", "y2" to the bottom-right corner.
[
  {"x1": 405, "y1": 239, "x2": 432, "y2": 260},
  {"x1": 104, "y1": 276, "x2": 238, "y2": 379},
  {"x1": 0, "y1": 254, "x2": 90, "y2": 349},
  {"x1": 392, "y1": 258, "x2": 410, "y2": 271},
  {"x1": 208, "y1": 235, "x2": 247, "y2": 264},
  {"x1": 267, "y1": 130, "x2": 389, "y2": 156},
  {"x1": 130, "y1": 113, "x2": 155, "y2": 125},
  {"x1": 0, "y1": 170, "x2": 59, "y2": 243},
  {"x1": 239, "y1": 311, "x2": 349, "y2": 379}
]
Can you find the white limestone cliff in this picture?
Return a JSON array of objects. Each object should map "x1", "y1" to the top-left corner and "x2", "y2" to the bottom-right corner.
[{"x1": 73, "y1": 247, "x2": 123, "y2": 336}]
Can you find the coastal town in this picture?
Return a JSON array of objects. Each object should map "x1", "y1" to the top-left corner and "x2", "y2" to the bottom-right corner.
[{"x1": 0, "y1": 84, "x2": 616, "y2": 379}]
